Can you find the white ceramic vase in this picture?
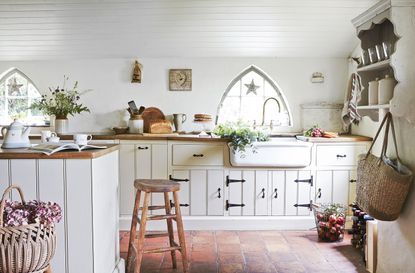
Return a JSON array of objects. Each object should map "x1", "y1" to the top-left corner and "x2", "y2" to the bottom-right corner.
[{"x1": 55, "y1": 118, "x2": 68, "y2": 134}]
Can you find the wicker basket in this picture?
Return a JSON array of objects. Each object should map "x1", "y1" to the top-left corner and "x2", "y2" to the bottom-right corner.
[{"x1": 0, "y1": 185, "x2": 56, "y2": 273}]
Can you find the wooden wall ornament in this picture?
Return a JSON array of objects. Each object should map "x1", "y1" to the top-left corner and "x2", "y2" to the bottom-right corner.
[
  {"x1": 132, "y1": 60, "x2": 142, "y2": 83},
  {"x1": 169, "y1": 69, "x2": 192, "y2": 91}
]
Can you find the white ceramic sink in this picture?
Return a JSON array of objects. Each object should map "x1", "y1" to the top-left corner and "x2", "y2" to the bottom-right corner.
[{"x1": 229, "y1": 137, "x2": 312, "y2": 167}]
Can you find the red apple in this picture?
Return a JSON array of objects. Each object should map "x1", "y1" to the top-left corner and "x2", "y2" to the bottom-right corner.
[
  {"x1": 330, "y1": 227, "x2": 337, "y2": 234},
  {"x1": 329, "y1": 215, "x2": 337, "y2": 224},
  {"x1": 316, "y1": 213, "x2": 324, "y2": 220},
  {"x1": 337, "y1": 216, "x2": 345, "y2": 226}
]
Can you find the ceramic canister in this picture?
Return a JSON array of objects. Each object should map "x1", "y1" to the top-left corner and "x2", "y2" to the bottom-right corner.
[
  {"x1": 128, "y1": 114, "x2": 143, "y2": 134},
  {"x1": 378, "y1": 75, "x2": 395, "y2": 104},
  {"x1": 368, "y1": 78, "x2": 379, "y2": 105}
]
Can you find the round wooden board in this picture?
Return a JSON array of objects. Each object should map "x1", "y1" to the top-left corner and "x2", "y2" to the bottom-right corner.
[{"x1": 142, "y1": 107, "x2": 165, "y2": 133}]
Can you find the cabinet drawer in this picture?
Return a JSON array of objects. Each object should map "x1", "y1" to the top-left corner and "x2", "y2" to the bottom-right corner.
[
  {"x1": 172, "y1": 144, "x2": 223, "y2": 166},
  {"x1": 316, "y1": 145, "x2": 367, "y2": 166}
]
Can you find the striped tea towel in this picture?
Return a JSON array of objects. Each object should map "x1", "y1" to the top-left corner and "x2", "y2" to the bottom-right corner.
[{"x1": 342, "y1": 73, "x2": 362, "y2": 130}]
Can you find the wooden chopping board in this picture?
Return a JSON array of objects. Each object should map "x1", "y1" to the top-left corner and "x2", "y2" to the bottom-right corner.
[{"x1": 142, "y1": 107, "x2": 165, "y2": 133}]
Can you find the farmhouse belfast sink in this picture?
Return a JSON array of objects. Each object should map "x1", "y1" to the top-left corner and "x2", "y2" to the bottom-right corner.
[{"x1": 229, "y1": 137, "x2": 313, "y2": 167}]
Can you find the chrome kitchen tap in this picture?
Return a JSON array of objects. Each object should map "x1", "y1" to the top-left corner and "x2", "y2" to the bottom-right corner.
[{"x1": 261, "y1": 97, "x2": 281, "y2": 129}]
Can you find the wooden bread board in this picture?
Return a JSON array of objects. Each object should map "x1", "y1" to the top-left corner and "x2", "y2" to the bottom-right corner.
[
  {"x1": 143, "y1": 133, "x2": 179, "y2": 137},
  {"x1": 142, "y1": 107, "x2": 165, "y2": 133}
]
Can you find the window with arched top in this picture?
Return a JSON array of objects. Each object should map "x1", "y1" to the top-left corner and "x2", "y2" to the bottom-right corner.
[
  {"x1": 0, "y1": 68, "x2": 48, "y2": 126},
  {"x1": 216, "y1": 65, "x2": 292, "y2": 127}
]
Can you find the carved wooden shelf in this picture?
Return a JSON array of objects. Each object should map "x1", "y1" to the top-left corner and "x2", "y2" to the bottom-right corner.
[{"x1": 357, "y1": 59, "x2": 391, "y2": 72}]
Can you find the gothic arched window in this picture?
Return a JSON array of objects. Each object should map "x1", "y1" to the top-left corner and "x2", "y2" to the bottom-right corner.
[
  {"x1": 216, "y1": 65, "x2": 292, "y2": 127},
  {"x1": 0, "y1": 68, "x2": 48, "y2": 126}
]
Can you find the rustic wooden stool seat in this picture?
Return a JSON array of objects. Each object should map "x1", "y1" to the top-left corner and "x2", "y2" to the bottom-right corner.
[
  {"x1": 134, "y1": 179, "x2": 180, "y2": 192},
  {"x1": 126, "y1": 179, "x2": 188, "y2": 273}
]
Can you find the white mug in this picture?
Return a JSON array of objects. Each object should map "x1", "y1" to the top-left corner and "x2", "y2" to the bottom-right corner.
[
  {"x1": 41, "y1": 130, "x2": 53, "y2": 143},
  {"x1": 74, "y1": 134, "x2": 92, "y2": 146}
]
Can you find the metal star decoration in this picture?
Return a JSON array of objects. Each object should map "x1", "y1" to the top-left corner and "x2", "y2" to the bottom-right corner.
[
  {"x1": 245, "y1": 79, "x2": 260, "y2": 95},
  {"x1": 7, "y1": 77, "x2": 23, "y2": 96}
]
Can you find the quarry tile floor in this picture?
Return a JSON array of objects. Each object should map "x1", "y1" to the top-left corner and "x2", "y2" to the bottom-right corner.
[{"x1": 120, "y1": 230, "x2": 368, "y2": 273}]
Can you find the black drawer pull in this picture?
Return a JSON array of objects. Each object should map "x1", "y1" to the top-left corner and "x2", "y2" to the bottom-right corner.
[
  {"x1": 350, "y1": 179, "x2": 357, "y2": 183},
  {"x1": 217, "y1": 188, "x2": 221, "y2": 198},
  {"x1": 226, "y1": 175, "x2": 246, "y2": 186},
  {"x1": 274, "y1": 188, "x2": 278, "y2": 199},
  {"x1": 169, "y1": 175, "x2": 189, "y2": 182},
  {"x1": 336, "y1": 154, "x2": 347, "y2": 158},
  {"x1": 137, "y1": 146, "x2": 149, "y2": 150},
  {"x1": 294, "y1": 200, "x2": 313, "y2": 211},
  {"x1": 316, "y1": 188, "x2": 322, "y2": 199},
  {"x1": 193, "y1": 154, "x2": 204, "y2": 157},
  {"x1": 170, "y1": 200, "x2": 189, "y2": 208},
  {"x1": 261, "y1": 188, "x2": 265, "y2": 199},
  {"x1": 225, "y1": 200, "x2": 245, "y2": 211},
  {"x1": 294, "y1": 176, "x2": 313, "y2": 186}
]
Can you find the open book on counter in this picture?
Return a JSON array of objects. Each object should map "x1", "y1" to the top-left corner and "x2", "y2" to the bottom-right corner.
[{"x1": 30, "y1": 143, "x2": 107, "y2": 156}]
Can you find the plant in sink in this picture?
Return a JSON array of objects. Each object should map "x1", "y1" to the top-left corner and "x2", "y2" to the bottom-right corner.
[{"x1": 213, "y1": 121, "x2": 269, "y2": 155}]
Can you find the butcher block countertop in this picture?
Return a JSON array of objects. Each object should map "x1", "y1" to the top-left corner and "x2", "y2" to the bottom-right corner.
[
  {"x1": 296, "y1": 135, "x2": 372, "y2": 142},
  {"x1": 0, "y1": 144, "x2": 119, "y2": 159}
]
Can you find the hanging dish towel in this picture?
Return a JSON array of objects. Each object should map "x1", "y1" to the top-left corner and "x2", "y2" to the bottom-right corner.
[{"x1": 342, "y1": 73, "x2": 362, "y2": 130}]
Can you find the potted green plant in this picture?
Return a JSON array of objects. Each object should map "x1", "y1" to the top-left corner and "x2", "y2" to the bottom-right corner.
[
  {"x1": 213, "y1": 120, "x2": 269, "y2": 155},
  {"x1": 30, "y1": 77, "x2": 90, "y2": 134}
]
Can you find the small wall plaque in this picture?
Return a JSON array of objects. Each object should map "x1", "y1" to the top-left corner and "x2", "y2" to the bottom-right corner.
[
  {"x1": 132, "y1": 60, "x2": 142, "y2": 83},
  {"x1": 169, "y1": 69, "x2": 192, "y2": 91}
]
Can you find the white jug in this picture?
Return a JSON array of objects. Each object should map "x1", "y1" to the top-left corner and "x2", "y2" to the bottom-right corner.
[{"x1": 378, "y1": 75, "x2": 395, "y2": 104}]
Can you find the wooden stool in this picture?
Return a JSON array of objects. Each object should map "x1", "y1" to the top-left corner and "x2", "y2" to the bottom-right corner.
[{"x1": 126, "y1": 179, "x2": 188, "y2": 273}]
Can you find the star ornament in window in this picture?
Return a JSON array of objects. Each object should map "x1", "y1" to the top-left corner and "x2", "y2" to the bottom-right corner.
[
  {"x1": 8, "y1": 77, "x2": 23, "y2": 96},
  {"x1": 245, "y1": 79, "x2": 260, "y2": 95}
]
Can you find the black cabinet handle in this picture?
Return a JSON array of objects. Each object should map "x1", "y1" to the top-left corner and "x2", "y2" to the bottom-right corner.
[
  {"x1": 225, "y1": 200, "x2": 245, "y2": 211},
  {"x1": 193, "y1": 154, "x2": 204, "y2": 157},
  {"x1": 217, "y1": 188, "x2": 221, "y2": 199},
  {"x1": 170, "y1": 200, "x2": 189, "y2": 208},
  {"x1": 137, "y1": 146, "x2": 149, "y2": 150},
  {"x1": 316, "y1": 188, "x2": 322, "y2": 199},
  {"x1": 294, "y1": 200, "x2": 313, "y2": 211},
  {"x1": 273, "y1": 188, "x2": 278, "y2": 199},
  {"x1": 336, "y1": 154, "x2": 347, "y2": 158},
  {"x1": 226, "y1": 175, "x2": 246, "y2": 186},
  {"x1": 350, "y1": 179, "x2": 357, "y2": 183},
  {"x1": 169, "y1": 175, "x2": 189, "y2": 182},
  {"x1": 261, "y1": 188, "x2": 265, "y2": 199},
  {"x1": 294, "y1": 176, "x2": 313, "y2": 186}
]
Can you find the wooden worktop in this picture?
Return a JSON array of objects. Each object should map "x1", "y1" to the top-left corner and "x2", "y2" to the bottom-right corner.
[
  {"x1": 0, "y1": 144, "x2": 119, "y2": 159},
  {"x1": 296, "y1": 135, "x2": 372, "y2": 143}
]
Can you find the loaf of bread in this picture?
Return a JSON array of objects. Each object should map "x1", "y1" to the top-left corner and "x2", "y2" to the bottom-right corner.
[{"x1": 149, "y1": 119, "x2": 173, "y2": 134}]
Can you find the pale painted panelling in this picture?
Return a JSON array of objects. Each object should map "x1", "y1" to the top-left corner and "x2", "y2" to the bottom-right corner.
[
  {"x1": 91, "y1": 152, "x2": 119, "y2": 273},
  {"x1": 38, "y1": 159, "x2": 66, "y2": 273},
  {"x1": 0, "y1": 160, "x2": 9, "y2": 196},
  {"x1": 10, "y1": 159, "x2": 37, "y2": 200},
  {"x1": 0, "y1": 0, "x2": 378, "y2": 59},
  {"x1": 65, "y1": 159, "x2": 93, "y2": 273}
]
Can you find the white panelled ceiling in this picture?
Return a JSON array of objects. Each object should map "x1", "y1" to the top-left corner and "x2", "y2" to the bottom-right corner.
[{"x1": 0, "y1": 0, "x2": 379, "y2": 60}]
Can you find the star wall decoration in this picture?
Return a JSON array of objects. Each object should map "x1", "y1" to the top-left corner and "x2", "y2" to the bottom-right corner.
[
  {"x1": 245, "y1": 79, "x2": 260, "y2": 95},
  {"x1": 7, "y1": 77, "x2": 24, "y2": 96}
]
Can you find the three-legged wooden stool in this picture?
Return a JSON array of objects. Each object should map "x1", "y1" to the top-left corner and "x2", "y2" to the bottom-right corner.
[{"x1": 126, "y1": 179, "x2": 188, "y2": 273}]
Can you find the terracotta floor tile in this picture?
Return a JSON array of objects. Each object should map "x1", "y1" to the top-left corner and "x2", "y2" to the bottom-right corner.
[
  {"x1": 245, "y1": 262, "x2": 276, "y2": 273},
  {"x1": 218, "y1": 253, "x2": 245, "y2": 264},
  {"x1": 218, "y1": 244, "x2": 242, "y2": 254},
  {"x1": 219, "y1": 263, "x2": 245, "y2": 273}
]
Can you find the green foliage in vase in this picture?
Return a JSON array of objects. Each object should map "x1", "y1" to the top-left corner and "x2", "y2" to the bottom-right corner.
[
  {"x1": 213, "y1": 120, "x2": 269, "y2": 154},
  {"x1": 30, "y1": 76, "x2": 90, "y2": 119}
]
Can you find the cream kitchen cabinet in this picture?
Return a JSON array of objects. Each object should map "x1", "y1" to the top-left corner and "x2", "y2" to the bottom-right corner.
[{"x1": 119, "y1": 141, "x2": 168, "y2": 224}]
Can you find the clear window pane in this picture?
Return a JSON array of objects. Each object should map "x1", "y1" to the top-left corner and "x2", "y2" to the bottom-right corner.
[
  {"x1": 28, "y1": 84, "x2": 41, "y2": 98},
  {"x1": 0, "y1": 83, "x2": 5, "y2": 97},
  {"x1": 227, "y1": 81, "x2": 241, "y2": 97},
  {"x1": 0, "y1": 98, "x2": 5, "y2": 116},
  {"x1": 8, "y1": 98, "x2": 28, "y2": 119}
]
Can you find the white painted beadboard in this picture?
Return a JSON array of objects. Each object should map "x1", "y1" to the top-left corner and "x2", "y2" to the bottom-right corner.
[
  {"x1": 0, "y1": 151, "x2": 122, "y2": 273},
  {"x1": 0, "y1": 0, "x2": 378, "y2": 60}
]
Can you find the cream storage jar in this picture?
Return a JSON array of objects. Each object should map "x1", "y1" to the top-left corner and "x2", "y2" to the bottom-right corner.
[{"x1": 378, "y1": 75, "x2": 395, "y2": 104}]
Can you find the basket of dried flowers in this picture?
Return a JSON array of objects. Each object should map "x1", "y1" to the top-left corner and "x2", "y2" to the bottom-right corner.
[{"x1": 0, "y1": 185, "x2": 62, "y2": 273}]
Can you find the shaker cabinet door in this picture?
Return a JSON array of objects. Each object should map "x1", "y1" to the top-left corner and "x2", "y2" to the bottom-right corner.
[
  {"x1": 120, "y1": 144, "x2": 136, "y2": 216},
  {"x1": 190, "y1": 170, "x2": 207, "y2": 216},
  {"x1": 170, "y1": 170, "x2": 190, "y2": 216},
  {"x1": 297, "y1": 171, "x2": 312, "y2": 216},
  {"x1": 271, "y1": 171, "x2": 285, "y2": 216},
  {"x1": 315, "y1": 171, "x2": 333, "y2": 204},
  {"x1": 332, "y1": 170, "x2": 350, "y2": 206},
  {"x1": 254, "y1": 171, "x2": 268, "y2": 216},
  {"x1": 207, "y1": 170, "x2": 225, "y2": 216},
  {"x1": 135, "y1": 144, "x2": 152, "y2": 179}
]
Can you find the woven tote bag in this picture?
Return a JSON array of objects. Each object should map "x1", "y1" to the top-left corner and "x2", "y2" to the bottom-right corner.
[
  {"x1": 357, "y1": 112, "x2": 413, "y2": 221},
  {"x1": 0, "y1": 185, "x2": 56, "y2": 273}
]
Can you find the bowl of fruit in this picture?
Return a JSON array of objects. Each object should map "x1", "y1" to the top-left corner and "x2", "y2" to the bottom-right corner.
[{"x1": 313, "y1": 203, "x2": 347, "y2": 242}]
